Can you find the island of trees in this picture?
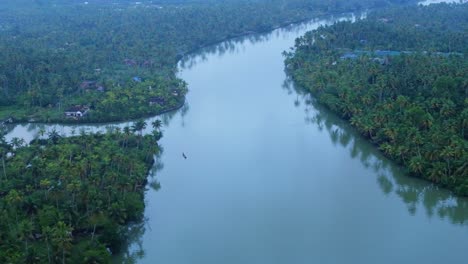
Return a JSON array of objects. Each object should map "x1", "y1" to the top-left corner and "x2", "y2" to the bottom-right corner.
[
  {"x1": 285, "y1": 3, "x2": 468, "y2": 195},
  {"x1": 0, "y1": 121, "x2": 163, "y2": 263}
]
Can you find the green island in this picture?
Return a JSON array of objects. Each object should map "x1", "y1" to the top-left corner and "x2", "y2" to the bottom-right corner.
[
  {"x1": 0, "y1": 0, "x2": 418, "y2": 123},
  {"x1": 285, "y1": 3, "x2": 468, "y2": 195},
  {"x1": 0, "y1": 120, "x2": 162, "y2": 263}
]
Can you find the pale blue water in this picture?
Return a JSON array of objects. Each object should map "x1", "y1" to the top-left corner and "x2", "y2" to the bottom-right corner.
[{"x1": 131, "y1": 15, "x2": 468, "y2": 264}]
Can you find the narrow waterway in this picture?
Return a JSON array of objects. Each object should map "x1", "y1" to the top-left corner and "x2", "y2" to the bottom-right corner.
[{"x1": 4, "y1": 12, "x2": 468, "y2": 264}]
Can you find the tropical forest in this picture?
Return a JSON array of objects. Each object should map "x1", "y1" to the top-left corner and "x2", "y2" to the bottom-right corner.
[
  {"x1": 1, "y1": 0, "x2": 467, "y2": 263},
  {"x1": 0, "y1": 0, "x2": 417, "y2": 123}
]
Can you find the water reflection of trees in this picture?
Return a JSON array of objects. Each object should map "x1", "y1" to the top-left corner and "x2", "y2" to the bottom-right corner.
[
  {"x1": 113, "y1": 222, "x2": 146, "y2": 264},
  {"x1": 178, "y1": 33, "x2": 270, "y2": 70},
  {"x1": 113, "y1": 150, "x2": 164, "y2": 263},
  {"x1": 285, "y1": 77, "x2": 468, "y2": 225},
  {"x1": 4, "y1": 101, "x2": 185, "y2": 143},
  {"x1": 178, "y1": 14, "x2": 356, "y2": 71}
]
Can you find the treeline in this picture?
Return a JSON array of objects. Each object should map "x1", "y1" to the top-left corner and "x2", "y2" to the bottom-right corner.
[
  {"x1": 0, "y1": 0, "x2": 417, "y2": 122},
  {"x1": 0, "y1": 120, "x2": 163, "y2": 263},
  {"x1": 285, "y1": 4, "x2": 468, "y2": 195},
  {"x1": 292, "y1": 3, "x2": 467, "y2": 53}
]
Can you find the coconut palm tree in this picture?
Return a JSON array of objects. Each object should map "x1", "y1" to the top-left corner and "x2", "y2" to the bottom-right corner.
[
  {"x1": 51, "y1": 221, "x2": 73, "y2": 264},
  {"x1": 151, "y1": 119, "x2": 163, "y2": 131},
  {"x1": 132, "y1": 120, "x2": 147, "y2": 136}
]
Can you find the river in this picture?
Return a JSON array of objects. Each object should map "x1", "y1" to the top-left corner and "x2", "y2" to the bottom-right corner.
[{"x1": 4, "y1": 11, "x2": 468, "y2": 264}]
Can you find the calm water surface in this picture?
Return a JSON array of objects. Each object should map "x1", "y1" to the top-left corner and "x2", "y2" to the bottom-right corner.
[{"x1": 5, "y1": 13, "x2": 468, "y2": 264}]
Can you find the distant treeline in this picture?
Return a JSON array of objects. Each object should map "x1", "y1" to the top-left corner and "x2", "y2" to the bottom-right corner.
[
  {"x1": 285, "y1": 3, "x2": 468, "y2": 195},
  {"x1": 0, "y1": 0, "x2": 418, "y2": 123}
]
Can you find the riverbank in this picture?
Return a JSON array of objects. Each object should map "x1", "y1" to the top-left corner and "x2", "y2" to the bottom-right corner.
[
  {"x1": 0, "y1": 96, "x2": 186, "y2": 125},
  {"x1": 0, "y1": 0, "x2": 421, "y2": 126},
  {"x1": 0, "y1": 12, "x2": 328, "y2": 126},
  {"x1": 285, "y1": 3, "x2": 468, "y2": 195}
]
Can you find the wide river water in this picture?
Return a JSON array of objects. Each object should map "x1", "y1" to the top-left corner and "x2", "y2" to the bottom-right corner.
[{"x1": 4, "y1": 11, "x2": 468, "y2": 264}]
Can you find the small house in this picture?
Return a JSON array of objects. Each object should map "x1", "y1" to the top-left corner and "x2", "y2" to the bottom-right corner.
[
  {"x1": 80, "y1": 81, "x2": 97, "y2": 89},
  {"x1": 64, "y1": 105, "x2": 89, "y2": 118},
  {"x1": 142, "y1": 60, "x2": 152, "y2": 67},
  {"x1": 96, "y1": 85, "x2": 106, "y2": 92},
  {"x1": 80, "y1": 81, "x2": 105, "y2": 92},
  {"x1": 148, "y1": 97, "x2": 165, "y2": 106},
  {"x1": 133, "y1": 76, "x2": 142, "y2": 82},
  {"x1": 378, "y1": 18, "x2": 392, "y2": 23},
  {"x1": 372, "y1": 57, "x2": 390, "y2": 65},
  {"x1": 374, "y1": 50, "x2": 401, "y2": 57},
  {"x1": 124, "y1": 59, "x2": 137, "y2": 66}
]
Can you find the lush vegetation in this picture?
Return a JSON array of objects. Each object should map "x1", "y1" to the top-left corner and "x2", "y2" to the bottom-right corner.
[
  {"x1": 0, "y1": 121, "x2": 163, "y2": 263},
  {"x1": 0, "y1": 0, "x2": 418, "y2": 123},
  {"x1": 285, "y1": 3, "x2": 468, "y2": 195}
]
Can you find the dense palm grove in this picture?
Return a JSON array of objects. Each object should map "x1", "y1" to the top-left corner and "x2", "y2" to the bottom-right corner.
[
  {"x1": 0, "y1": 0, "x2": 417, "y2": 123},
  {"x1": 0, "y1": 122, "x2": 163, "y2": 263},
  {"x1": 285, "y1": 3, "x2": 468, "y2": 195}
]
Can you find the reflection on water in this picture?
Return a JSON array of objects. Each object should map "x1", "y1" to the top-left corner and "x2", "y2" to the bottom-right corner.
[
  {"x1": 112, "y1": 151, "x2": 164, "y2": 264},
  {"x1": 179, "y1": 14, "x2": 359, "y2": 71},
  {"x1": 113, "y1": 222, "x2": 146, "y2": 264},
  {"x1": 4, "y1": 112, "x2": 176, "y2": 144},
  {"x1": 284, "y1": 78, "x2": 468, "y2": 225}
]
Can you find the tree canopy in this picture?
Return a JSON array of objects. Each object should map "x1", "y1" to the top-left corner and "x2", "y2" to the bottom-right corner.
[
  {"x1": 0, "y1": 125, "x2": 162, "y2": 263},
  {"x1": 0, "y1": 0, "x2": 418, "y2": 123}
]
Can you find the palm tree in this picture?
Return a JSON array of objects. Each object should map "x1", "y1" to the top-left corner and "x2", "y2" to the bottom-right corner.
[
  {"x1": 123, "y1": 126, "x2": 131, "y2": 148},
  {"x1": 18, "y1": 219, "x2": 34, "y2": 257},
  {"x1": 151, "y1": 119, "x2": 162, "y2": 131},
  {"x1": 48, "y1": 129, "x2": 61, "y2": 144},
  {"x1": 38, "y1": 128, "x2": 46, "y2": 138},
  {"x1": 6, "y1": 189, "x2": 23, "y2": 222},
  {"x1": 132, "y1": 120, "x2": 147, "y2": 136},
  {"x1": 0, "y1": 138, "x2": 9, "y2": 180},
  {"x1": 42, "y1": 226, "x2": 53, "y2": 264},
  {"x1": 409, "y1": 156, "x2": 424, "y2": 175},
  {"x1": 10, "y1": 137, "x2": 25, "y2": 149},
  {"x1": 51, "y1": 221, "x2": 73, "y2": 264}
]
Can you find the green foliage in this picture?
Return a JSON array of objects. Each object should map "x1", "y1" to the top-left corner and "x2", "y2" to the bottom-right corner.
[
  {"x1": 285, "y1": 4, "x2": 468, "y2": 195},
  {"x1": 0, "y1": 0, "x2": 417, "y2": 123},
  {"x1": 0, "y1": 126, "x2": 161, "y2": 263}
]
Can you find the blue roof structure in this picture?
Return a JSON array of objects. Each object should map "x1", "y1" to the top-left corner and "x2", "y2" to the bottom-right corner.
[
  {"x1": 340, "y1": 53, "x2": 358, "y2": 60},
  {"x1": 339, "y1": 49, "x2": 462, "y2": 62}
]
